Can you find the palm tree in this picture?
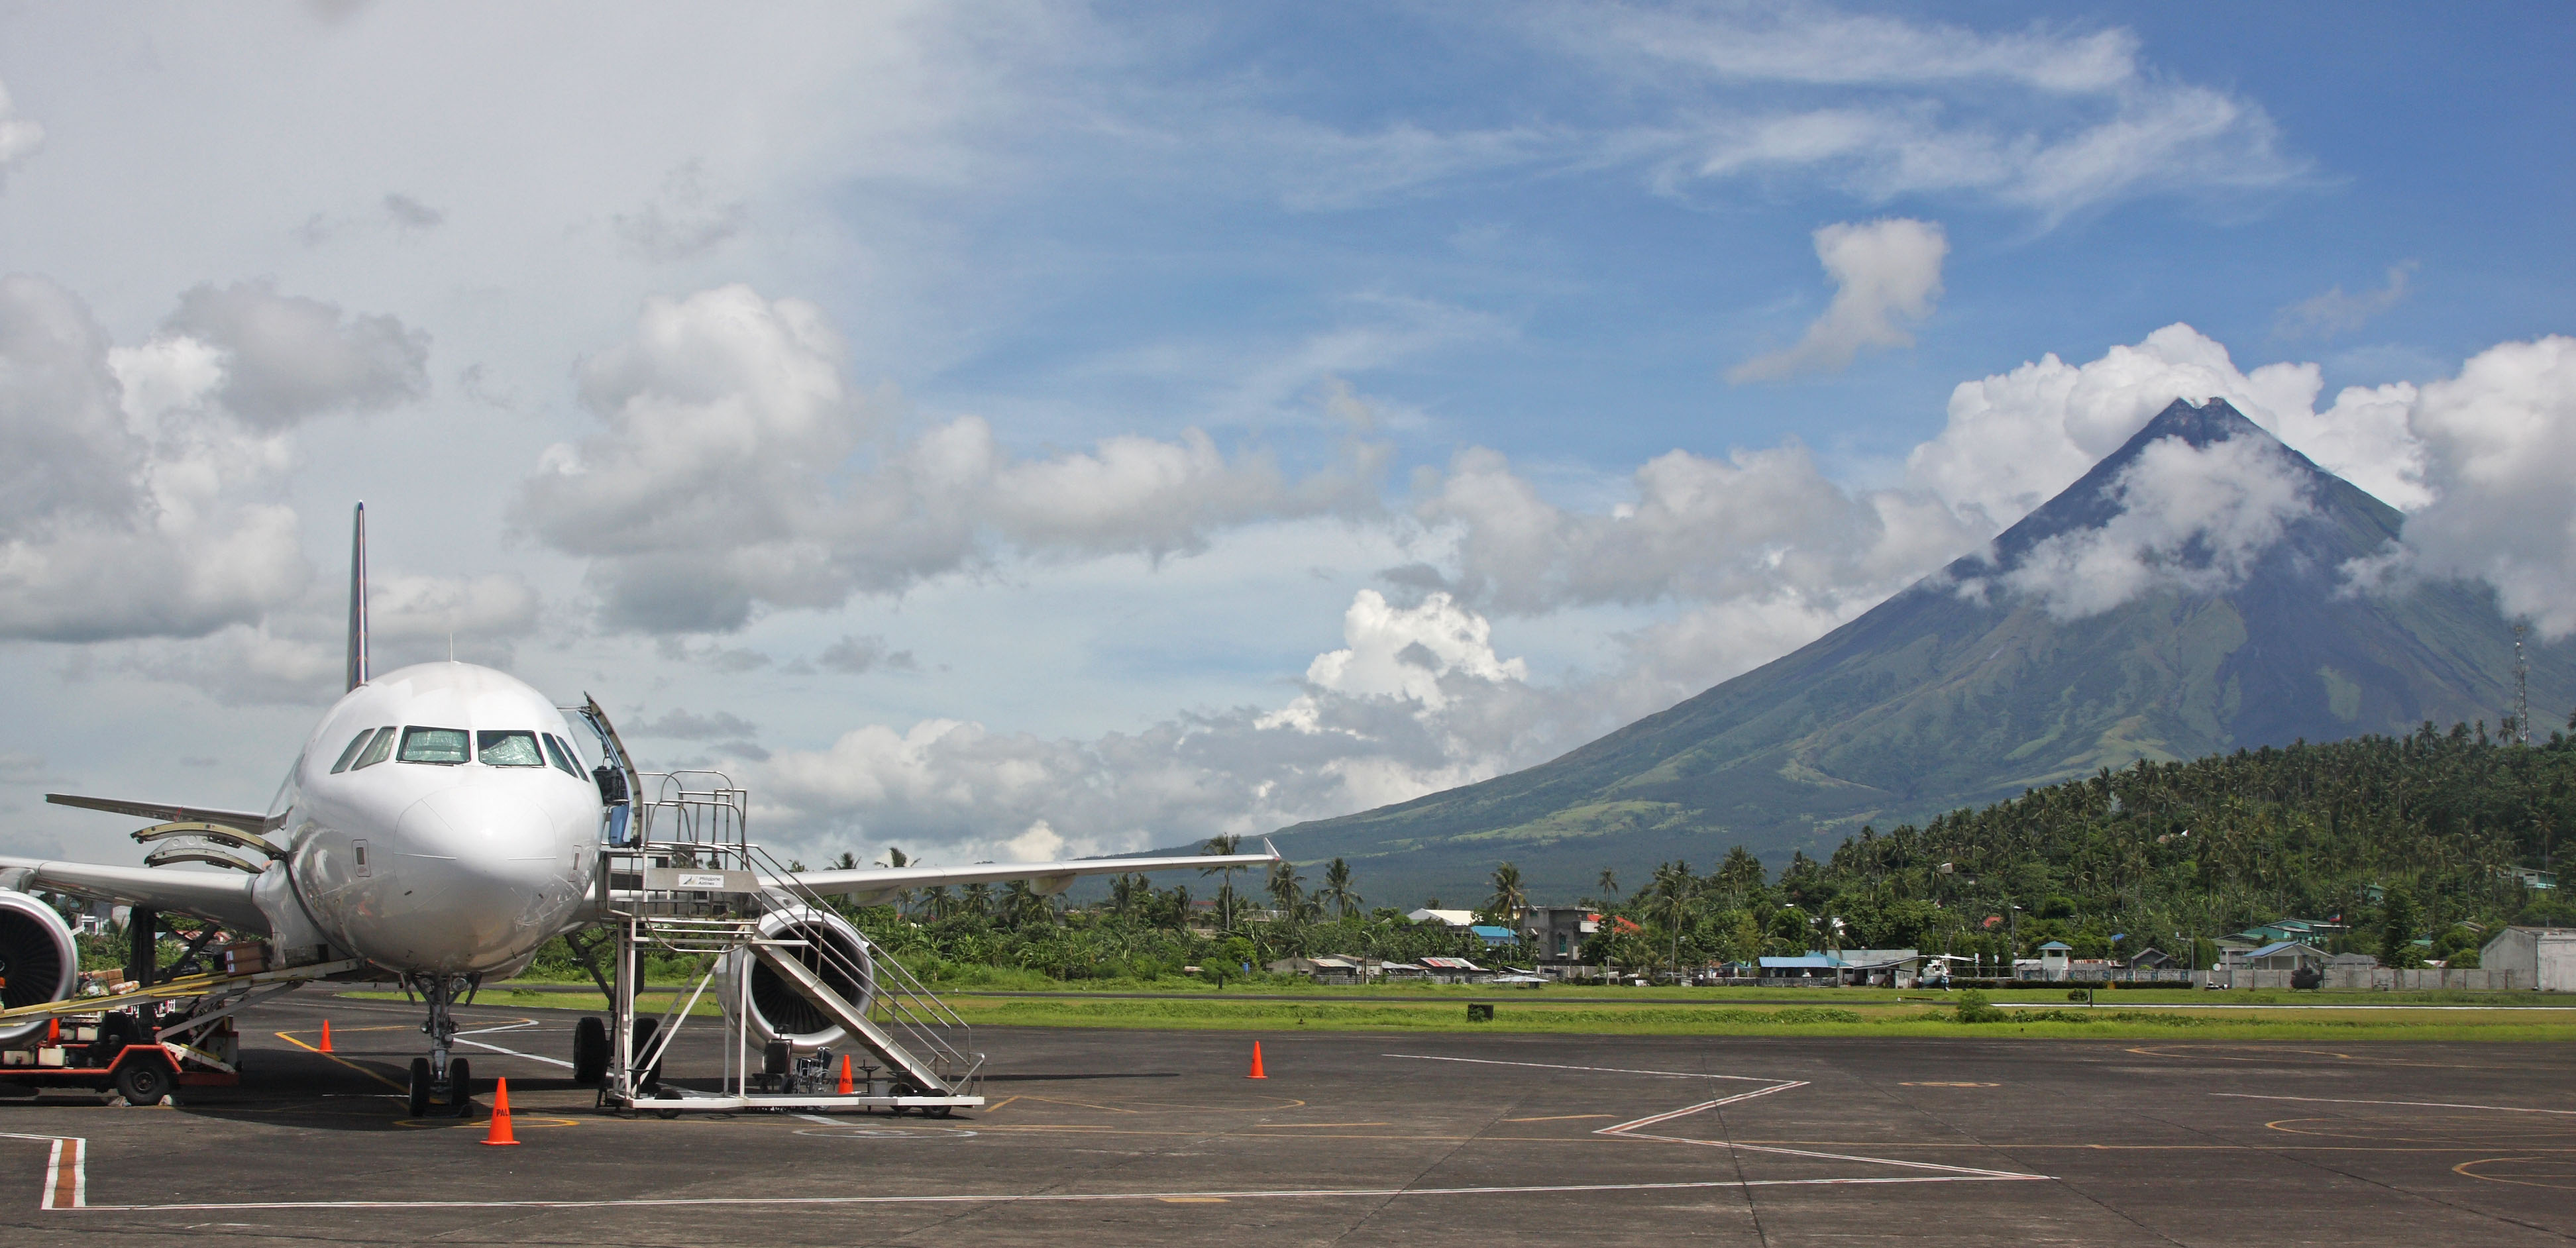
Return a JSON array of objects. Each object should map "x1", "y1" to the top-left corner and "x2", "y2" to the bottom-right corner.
[
  {"x1": 1485, "y1": 861, "x2": 1527, "y2": 922},
  {"x1": 1648, "y1": 860, "x2": 1697, "y2": 979},
  {"x1": 1597, "y1": 868, "x2": 1619, "y2": 902},
  {"x1": 1201, "y1": 835, "x2": 1246, "y2": 934},
  {"x1": 875, "y1": 847, "x2": 912, "y2": 915},
  {"x1": 962, "y1": 882, "x2": 993, "y2": 919},
  {"x1": 1265, "y1": 858, "x2": 1306, "y2": 917},
  {"x1": 1320, "y1": 858, "x2": 1362, "y2": 919}
]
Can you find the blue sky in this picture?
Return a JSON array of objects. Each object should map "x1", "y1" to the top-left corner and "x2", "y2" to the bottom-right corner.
[{"x1": 0, "y1": 3, "x2": 2569, "y2": 876}]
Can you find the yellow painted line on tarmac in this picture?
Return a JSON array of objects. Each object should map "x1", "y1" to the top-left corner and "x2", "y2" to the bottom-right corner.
[
  {"x1": 1503, "y1": 1114, "x2": 1615, "y2": 1122},
  {"x1": 272, "y1": 1031, "x2": 407, "y2": 1094},
  {"x1": 977, "y1": 1095, "x2": 1022, "y2": 1116}
]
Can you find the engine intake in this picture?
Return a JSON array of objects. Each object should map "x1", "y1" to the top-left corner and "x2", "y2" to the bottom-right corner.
[
  {"x1": 0, "y1": 891, "x2": 78, "y2": 1045},
  {"x1": 717, "y1": 906, "x2": 877, "y2": 1053}
]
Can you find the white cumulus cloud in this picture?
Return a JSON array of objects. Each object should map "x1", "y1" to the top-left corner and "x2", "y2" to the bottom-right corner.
[
  {"x1": 515, "y1": 284, "x2": 1386, "y2": 633},
  {"x1": 1999, "y1": 433, "x2": 2316, "y2": 619},
  {"x1": 0, "y1": 77, "x2": 42, "y2": 188},
  {"x1": 1732, "y1": 217, "x2": 1946, "y2": 382}
]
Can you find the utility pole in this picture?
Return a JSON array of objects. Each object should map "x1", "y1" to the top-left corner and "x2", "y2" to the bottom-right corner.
[{"x1": 2515, "y1": 622, "x2": 2532, "y2": 745}]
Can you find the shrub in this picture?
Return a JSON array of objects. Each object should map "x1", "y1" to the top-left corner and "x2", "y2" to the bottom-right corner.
[{"x1": 1953, "y1": 990, "x2": 2006, "y2": 1023}]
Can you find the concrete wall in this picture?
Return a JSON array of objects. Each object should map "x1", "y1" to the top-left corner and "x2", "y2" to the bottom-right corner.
[{"x1": 2214, "y1": 966, "x2": 2535, "y2": 990}]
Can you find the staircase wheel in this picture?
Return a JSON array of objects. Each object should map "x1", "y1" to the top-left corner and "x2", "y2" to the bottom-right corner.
[
  {"x1": 407, "y1": 1058, "x2": 432, "y2": 1118},
  {"x1": 631, "y1": 1017, "x2": 663, "y2": 1091},
  {"x1": 572, "y1": 1016, "x2": 609, "y2": 1084}
]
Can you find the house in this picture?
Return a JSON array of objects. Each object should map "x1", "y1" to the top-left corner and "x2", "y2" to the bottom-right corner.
[
  {"x1": 1468, "y1": 924, "x2": 1519, "y2": 949},
  {"x1": 2231, "y1": 941, "x2": 2328, "y2": 972},
  {"x1": 1760, "y1": 952, "x2": 1844, "y2": 983},
  {"x1": 1417, "y1": 956, "x2": 1492, "y2": 984},
  {"x1": 2035, "y1": 941, "x2": 2073, "y2": 980},
  {"x1": 1831, "y1": 949, "x2": 1923, "y2": 987},
  {"x1": 1265, "y1": 955, "x2": 1365, "y2": 985},
  {"x1": 1407, "y1": 908, "x2": 1477, "y2": 927},
  {"x1": 2479, "y1": 927, "x2": 2576, "y2": 991},
  {"x1": 2125, "y1": 948, "x2": 2175, "y2": 969},
  {"x1": 1518, "y1": 906, "x2": 1600, "y2": 967},
  {"x1": 2499, "y1": 866, "x2": 2559, "y2": 892},
  {"x1": 1379, "y1": 961, "x2": 1430, "y2": 981}
]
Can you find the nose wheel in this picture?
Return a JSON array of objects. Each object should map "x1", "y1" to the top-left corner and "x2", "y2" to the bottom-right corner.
[
  {"x1": 406, "y1": 1056, "x2": 476, "y2": 1118},
  {"x1": 405, "y1": 972, "x2": 479, "y2": 1118}
]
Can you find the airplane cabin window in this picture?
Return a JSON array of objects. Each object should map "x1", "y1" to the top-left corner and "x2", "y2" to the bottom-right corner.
[
  {"x1": 478, "y1": 730, "x2": 545, "y2": 767},
  {"x1": 329, "y1": 728, "x2": 378, "y2": 774},
  {"x1": 353, "y1": 725, "x2": 397, "y2": 769},
  {"x1": 541, "y1": 733, "x2": 582, "y2": 777},
  {"x1": 399, "y1": 727, "x2": 471, "y2": 764}
]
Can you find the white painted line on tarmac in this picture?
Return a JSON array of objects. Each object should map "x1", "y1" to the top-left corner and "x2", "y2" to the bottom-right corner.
[
  {"x1": 2212, "y1": 1093, "x2": 2576, "y2": 1116},
  {"x1": 1382, "y1": 1053, "x2": 1781, "y2": 1081},
  {"x1": 449, "y1": 1019, "x2": 574, "y2": 1069}
]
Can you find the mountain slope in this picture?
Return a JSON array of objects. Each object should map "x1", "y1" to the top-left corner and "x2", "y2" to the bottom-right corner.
[{"x1": 1271, "y1": 399, "x2": 2576, "y2": 901}]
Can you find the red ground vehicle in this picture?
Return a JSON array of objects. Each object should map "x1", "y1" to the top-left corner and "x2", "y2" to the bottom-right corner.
[{"x1": 0, "y1": 1006, "x2": 241, "y2": 1104}]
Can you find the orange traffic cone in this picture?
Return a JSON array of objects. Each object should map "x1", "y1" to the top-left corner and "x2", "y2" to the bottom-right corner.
[
  {"x1": 318, "y1": 1019, "x2": 333, "y2": 1053},
  {"x1": 481, "y1": 1078, "x2": 519, "y2": 1146},
  {"x1": 1246, "y1": 1041, "x2": 1267, "y2": 1080},
  {"x1": 46, "y1": 1017, "x2": 58, "y2": 1045},
  {"x1": 837, "y1": 1054, "x2": 855, "y2": 1095}
]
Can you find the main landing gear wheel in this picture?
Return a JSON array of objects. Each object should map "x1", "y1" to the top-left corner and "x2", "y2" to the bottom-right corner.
[
  {"x1": 113, "y1": 1060, "x2": 171, "y2": 1107},
  {"x1": 572, "y1": 1016, "x2": 608, "y2": 1085},
  {"x1": 407, "y1": 1058, "x2": 433, "y2": 1118},
  {"x1": 446, "y1": 1058, "x2": 472, "y2": 1116}
]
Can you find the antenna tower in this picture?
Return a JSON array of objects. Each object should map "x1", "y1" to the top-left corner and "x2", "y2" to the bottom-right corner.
[{"x1": 2514, "y1": 621, "x2": 2530, "y2": 745}]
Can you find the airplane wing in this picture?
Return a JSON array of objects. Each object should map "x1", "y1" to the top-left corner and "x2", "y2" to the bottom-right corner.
[
  {"x1": 0, "y1": 856, "x2": 269, "y2": 933},
  {"x1": 46, "y1": 793, "x2": 286, "y2": 834},
  {"x1": 777, "y1": 845, "x2": 1283, "y2": 906}
]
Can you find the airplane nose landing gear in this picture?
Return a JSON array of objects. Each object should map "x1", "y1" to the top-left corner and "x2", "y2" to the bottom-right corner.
[{"x1": 407, "y1": 972, "x2": 479, "y2": 1117}]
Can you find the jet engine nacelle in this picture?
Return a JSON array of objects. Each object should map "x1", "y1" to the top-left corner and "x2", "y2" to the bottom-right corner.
[
  {"x1": 716, "y1": 905, "x2": 877, "y2": 1053},
  {"x1": 0, "y1": 891, "x2": 80, "y2": 1045}
]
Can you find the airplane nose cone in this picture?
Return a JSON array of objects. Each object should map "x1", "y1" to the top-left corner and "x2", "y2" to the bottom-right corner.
[
  {"x1": 382, "y1": 786, "x2": 573, "y2": 972},
  {"x1": 400, "y1": 785, "x2": 561, "y2": 864}
]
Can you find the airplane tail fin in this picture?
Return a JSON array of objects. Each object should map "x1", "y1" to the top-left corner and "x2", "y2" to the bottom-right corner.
[{"x1": 345, "y1": 502, "x2": 368, "y2": 691}]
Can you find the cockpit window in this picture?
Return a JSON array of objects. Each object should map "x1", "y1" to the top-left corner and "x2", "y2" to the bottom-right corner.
[
  {"x1": 541, "y1": 733, "x2": 583, "y2": 777},
  {"x1": 478, "y1": 731, "x2": 545, "y2": 767},
  {"x1": 353, "y1": 725, "x2": 397, "y2": 770},
  {"x1": 329, "y1": 728, "x2": 378, "y2": 774},
  {"x1": 398, "y1": 727, "x2": 470, "y2": 764}
]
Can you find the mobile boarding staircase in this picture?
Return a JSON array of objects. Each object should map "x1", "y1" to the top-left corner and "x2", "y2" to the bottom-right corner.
[{"x1": 580, "y1": 753, "x2": 984, "y2": 1118}]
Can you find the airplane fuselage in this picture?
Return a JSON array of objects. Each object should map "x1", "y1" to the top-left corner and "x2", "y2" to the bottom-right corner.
[{"x1": 278, "y1": 661, "x2": 601, "y2": 977}]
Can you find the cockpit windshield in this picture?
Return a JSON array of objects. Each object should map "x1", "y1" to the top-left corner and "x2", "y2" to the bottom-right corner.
[
  {"x1": 399, "y1": 727, "x2": 470, "y2": 764},
  {"x1": 478, "y1": 731, "x2": 545, "y2": 767}
]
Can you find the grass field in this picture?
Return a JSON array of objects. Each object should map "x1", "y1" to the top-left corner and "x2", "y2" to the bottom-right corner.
[{"x1": 341, "y1": 979, "x2": 2576, "y2": 1042}]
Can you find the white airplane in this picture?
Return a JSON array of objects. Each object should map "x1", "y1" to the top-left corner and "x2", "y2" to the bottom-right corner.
[{"x1": 0, "y1": 504, "x2": 1276, "y2": 1112}]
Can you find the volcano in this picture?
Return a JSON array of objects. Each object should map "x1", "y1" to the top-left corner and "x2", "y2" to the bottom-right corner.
[{"x1": 1271, "y1": 399, "x2": 2575, "y2": 899}]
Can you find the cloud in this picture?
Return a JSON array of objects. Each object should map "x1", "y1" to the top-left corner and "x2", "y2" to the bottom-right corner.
[
  {"x1": 1413, "y1": 439, "x2": 1978, "y2": 618},
  {"x1": 515, "y1": 284, "x2": 1386, "y2": 632},
  {"x1": 1731, "y1": 217, "x2": 1946, "y2": 382},
  {"x1": 817, "y1": 633, "x2": 918, "y2": 674},
  {"x1": 627, "y1": 709, "x2": 761, "y2": 741},
  {"x1": 0, "y1": 78, "x2": 42, "y2": 188},
  {"x1": 1997, "y1": 433, "x2": 2315, "y2": 619},
  {"x1": 380, "y1": 193, "x2": 444, "y2": 231},
  {"x1": 2275, "y1": 262, "x2": 2415, "y2": 341},
  {"x1": 1907, "y1": 322, "x2": 2430, "y2": 527},
  {"x1": 160, "y1": 281, "x2": 431, "y2": 428},
  {"x1": 1555, "y1": 6, "x2": 2304, "y2": 221},
  {"x1": 0, "y1": 275, "x2": 309, "y2": 642},
  {"x1": 2357, "y1": 336, "x2": 2576, "y2": 637},
  {"x1": 616, "y1": 162, "x2": 746, "y2": 263}
]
